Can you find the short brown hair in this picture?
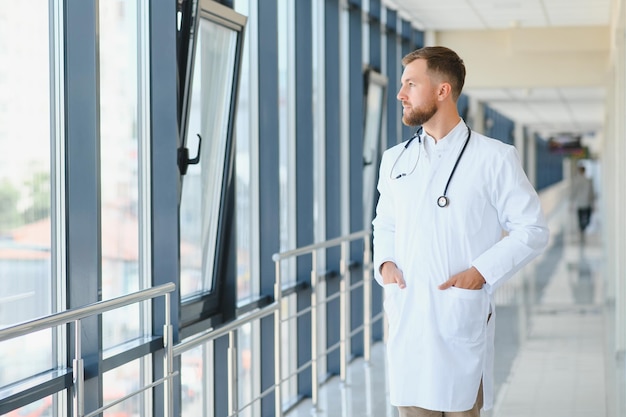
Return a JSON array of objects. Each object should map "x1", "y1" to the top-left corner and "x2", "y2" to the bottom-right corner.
[{"x1": 402, "y1": 46, "x2": 466, "y2": 100}]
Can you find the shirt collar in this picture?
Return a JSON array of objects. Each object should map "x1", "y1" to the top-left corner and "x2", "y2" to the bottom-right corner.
[{"x1": 421, "y1": 119, "x2": 467, "y2": 153}]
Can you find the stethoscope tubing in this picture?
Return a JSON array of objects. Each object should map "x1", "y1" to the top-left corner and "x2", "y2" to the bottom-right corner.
[
  {"x1": 390, "y1": 124, "x2": 471, "y2": 208},
  {"x1": 438, "y1": 126, "x2": 471, "y2": 207}
]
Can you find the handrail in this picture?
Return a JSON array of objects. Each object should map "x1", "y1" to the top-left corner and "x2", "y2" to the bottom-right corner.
[
  {"x1": 172, "y1": 230, "x2": 376, "y2": 417},
  {"x1": 271, "y1": 230, "x2": 369, "y2": 262},
  {"x1": 271, "y1": 230, "x2": 374, "y2": 414},
  {"x1": 0, "y1": 282, "x2": 176, "y2": 417},
  {"x1": 0, "y1": 283, "x2": 176, "y2": 342},
  {"x1": 1, "y1": 230, "x2": 379, "y2": 417},
  {"x1": 172, "y1": 301, "x2": 279, "y2": 356},
  {"x1": 173, "y1": 248, "x2": 284, "y2": 417}
]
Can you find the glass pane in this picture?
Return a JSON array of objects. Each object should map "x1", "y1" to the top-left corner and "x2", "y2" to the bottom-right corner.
[
  {"x1": 99, "y1": 0, "x2": 142, "y2": 350},
  {"x1": 180, "y1": 19, "x2": 238, "y2": 299},
  {"x1": 281, "y1": 295, "x2": 298, "y2": 406},
  {"x1": 103, "y1": 359, "x2": 142, "y2": 417},
  {"x1": 362, "y1": 74, "x2": 386, "y2": 227},
  {"x1": 277, "y1": 0, "x2": 291, "y2": 249},
  {"x1": 2, "y1": 395, "x2": 54, "y2": 417},
  {"x1": 276, "y1": 0, "x2": 298, "y2": 406},
  {"x1": 277, "y1": 0, "x2": 296, "y2": 289},
  {"x1": 0, "y1": 1, "x2": 54, "y2": 383},
  {"x1": 181, "y1": 345, "x2": 206, "y2": 416},
  {"x1": 0, "y1": 330, "x2": 53, "y2": 387},
  {"x1": 237, "y1": 323, "x2": 255, "y2": 416},
  {"x1": 233, "y1": 0, "x2": 254, "y2": 304}
]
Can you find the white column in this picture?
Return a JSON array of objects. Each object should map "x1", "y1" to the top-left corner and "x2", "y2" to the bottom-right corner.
[
  {"x1": 513, "y1": 122, "x2": 525, "y2": 166},
  {"x1": 469, "y1": 96, "x2": 485, "y2": 134},
  {"x1": 611, "y1": 18, "x2": 626, "y2": 353}
]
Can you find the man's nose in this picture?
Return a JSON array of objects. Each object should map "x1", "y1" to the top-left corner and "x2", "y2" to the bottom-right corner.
[{"x1": 397, "y1": 88, "x2": 405, "y2": 101}]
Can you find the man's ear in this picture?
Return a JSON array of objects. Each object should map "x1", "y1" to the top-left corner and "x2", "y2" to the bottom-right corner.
[{"x1": 437, "y1": 82, "x2": 452, "y2": 101}]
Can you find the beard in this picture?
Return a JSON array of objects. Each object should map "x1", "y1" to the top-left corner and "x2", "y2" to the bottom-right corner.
[{"x1": 402, "y1": 100, "x2": 438, "y2": 127}]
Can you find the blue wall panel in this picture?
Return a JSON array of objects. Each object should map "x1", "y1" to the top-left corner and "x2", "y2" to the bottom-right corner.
[
  {"x1": 535, "y1": 134, "x2": 565, "y2": 191},
  {"x1": 348, "y1": 0, "x2": 365, "y2": 358},
  {"x1": 324, "y1": 0, "x2": 342, "y2": 377},
  {"x1": 385, "y1": 10, "x2": 399, "y2": 147},
  {"x1": 295, "y1": 0, "x2": 314, "y2": 396},
  {"x1": 484, "y1": 105, "x2": 515, "y2": 145},
  {"x1": 257, "y1": 0, "x2": 280, "y2": 414}
]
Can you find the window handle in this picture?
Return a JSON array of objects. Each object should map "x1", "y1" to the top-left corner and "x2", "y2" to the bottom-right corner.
[{"x1": 178, "y1": 133, "x2": 202, "y2": 175}]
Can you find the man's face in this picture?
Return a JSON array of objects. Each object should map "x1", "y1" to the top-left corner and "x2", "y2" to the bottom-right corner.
[{"x1": 397, "y1": 59, "x2": 439, "y2": 127}]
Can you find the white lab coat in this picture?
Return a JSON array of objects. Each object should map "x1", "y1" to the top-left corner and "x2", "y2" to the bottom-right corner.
[{"x1": 372, "y1": 120, "x2": 549, "y2": 412}]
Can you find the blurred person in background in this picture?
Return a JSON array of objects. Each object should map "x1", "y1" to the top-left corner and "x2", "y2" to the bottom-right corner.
[{"x1": 570, "y1": 164, "x2": 595, "y2": 243}]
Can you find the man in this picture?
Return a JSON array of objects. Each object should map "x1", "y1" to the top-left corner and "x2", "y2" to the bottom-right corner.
[
  {"x1": 570, "y1": 165, "x2": 594, "y2": 241},
  {"x1": 372, "y1": 46, "x2": 549, "y2": 416}
]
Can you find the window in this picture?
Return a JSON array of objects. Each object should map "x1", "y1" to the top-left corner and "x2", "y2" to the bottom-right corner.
[
  {"x1": 233, "y1": 0, "x2": 257, "y2": 305},
  {"x1": 99, "y1": 3, "x2": 151, "y2": 414},
  {"x1": 0, "y1": 1, "x2": 55, "y2": 384},
  {"x1": 178, "y1": 1, "x2": 246, "y2": 322},
  {"x1": 179, "y1": 18, "x2": 238, "y2": 298},
  {"x1": 99, "y1": 0, "x2": 145, "y2": 351},
  {"x1": 180, "y1": 345, "x2": 208, "y2": 417},
  {"x1": 103, "y1": 360, "x2": 143, "y2": 417},
  {"x1": 233, "y1": 5, "x2": 261, "y2": 414},
  {"x1": 277, "y1": 0, "x2": 296, "y2": 275},
  {"x1": 276, "y1": 0, "x2": 299, "y2": 404},
  {"x1": 362, "y1": 69, "x2": 387, "y2": 227}
]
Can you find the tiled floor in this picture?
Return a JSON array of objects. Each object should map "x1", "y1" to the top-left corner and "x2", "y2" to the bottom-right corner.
[{"x1": 287, "y1": 201, "x2": 622, "y2": 417}]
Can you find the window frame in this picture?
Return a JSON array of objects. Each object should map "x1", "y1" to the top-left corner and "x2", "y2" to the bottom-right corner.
[{"x1": 177, "y1": 0, "x2": 247, "y2": 335}]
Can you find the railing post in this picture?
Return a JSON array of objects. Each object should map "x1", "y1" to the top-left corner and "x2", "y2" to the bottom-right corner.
[
  {"x1": 228, "y1": 330, "x2": 238, "y2": 416},
  {"x1": 339, "y1": 240, "x2": 349, "y2": 383},
  {"x1": 72, "y1": 320, "x2": 84, "y2": 417},
  {"x1": 274, "y1": 260, "x2": 283, "y2": 417},
  {"x1": 363, "y1": 234, "x2": 372, "y2": 363},
  {"x1": 310, "y1": 251, "x2": 319, "y2": 410},
  {"x1": 163, "y1": 292, "x2": 174, "y2": 417}
]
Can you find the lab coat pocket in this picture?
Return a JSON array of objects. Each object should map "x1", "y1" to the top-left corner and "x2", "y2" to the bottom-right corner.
[{"x1": 440, "y1": 287, "x2": 488, "y2": 343}]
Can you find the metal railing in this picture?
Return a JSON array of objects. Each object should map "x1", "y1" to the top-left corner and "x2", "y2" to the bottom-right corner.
[
  {"x1": 0, "y1": 230, "x2": 383, "y2": 417},
  {"x1": 0, "y1": 282, "x2": 176, "y2": 417},
  {"x1": 270, "y1": 230, "x2": 381, "y2": 412},
  {"x1": 172, "y1": 292, "x2": 282, "y2": 416},
  {"x1": 171, "y1": 229, "x2": 382, "y2": 417}
]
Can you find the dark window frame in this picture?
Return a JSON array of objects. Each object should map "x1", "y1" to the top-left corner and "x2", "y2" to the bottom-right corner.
[{"x1": 177, "y1": 0, "x2": 247, "y2": 334}]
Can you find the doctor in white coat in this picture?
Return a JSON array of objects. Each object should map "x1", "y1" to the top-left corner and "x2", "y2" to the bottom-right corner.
[{"x1": 372, "y1": 46, "x2": 549, "y2": 417}]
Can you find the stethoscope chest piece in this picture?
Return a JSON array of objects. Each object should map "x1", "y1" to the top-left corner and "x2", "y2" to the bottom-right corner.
[{"x1": 437, "y1": 196, "x2": 449, "y2": 208}]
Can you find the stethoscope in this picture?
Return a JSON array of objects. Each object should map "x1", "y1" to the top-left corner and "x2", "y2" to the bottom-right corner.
[{"x1": 389, "y1": 124, "x2": 472, "y2": 208}]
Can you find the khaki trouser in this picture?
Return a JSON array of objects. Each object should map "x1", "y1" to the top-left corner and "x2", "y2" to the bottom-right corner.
[{"x1": 397, "y1": 380, "x2": 483, "y2": 417}]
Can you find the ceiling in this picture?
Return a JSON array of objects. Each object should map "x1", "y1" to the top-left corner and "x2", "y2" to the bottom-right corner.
[{"x1": 385, "y1": 0, "x2": 613, "y2": 143}]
